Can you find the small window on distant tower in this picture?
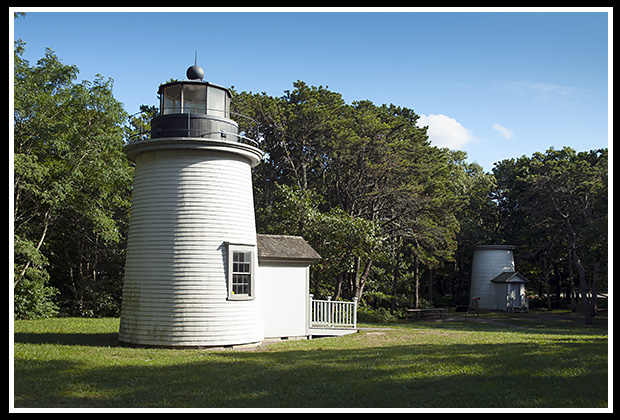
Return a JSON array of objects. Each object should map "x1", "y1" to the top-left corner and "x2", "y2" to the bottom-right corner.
[{"x1": 227, "y1": 244, "x2": 255, "y2": 300}]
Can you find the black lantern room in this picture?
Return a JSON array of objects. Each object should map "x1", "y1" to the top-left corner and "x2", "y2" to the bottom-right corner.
[{"x1": 150, "y1": 65, "x2": 238, "y2": 141}]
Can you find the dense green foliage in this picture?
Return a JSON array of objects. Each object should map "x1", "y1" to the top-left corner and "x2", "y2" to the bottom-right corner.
[
  {"x1": 13, "y1": 314, "x2": 608, "y2": 408},
  {"x1": 232, "y1": 84, "x2": 474, "y2": 309},
  {"x1": 13, "y1": 41, "x2": 132, "y2": 318},
  {"x1": 491, "y1": 148, "x2": 608, "y2": 323},
  {"x1": 13, "y1": 39, "x2": 607, "y2": 322}
]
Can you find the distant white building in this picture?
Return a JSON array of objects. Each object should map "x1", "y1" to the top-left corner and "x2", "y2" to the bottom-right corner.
[
  {"x1": 469, "y1": 245, "x2": 529, "y2": 312},
  {"x1": 118, "y1": 66, "x2": 356, "y2": 348}
]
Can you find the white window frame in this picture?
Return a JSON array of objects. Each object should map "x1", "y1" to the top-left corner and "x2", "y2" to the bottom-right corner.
[{"x1": 227, "y1": 243, "x2": 255, "y2": 301}]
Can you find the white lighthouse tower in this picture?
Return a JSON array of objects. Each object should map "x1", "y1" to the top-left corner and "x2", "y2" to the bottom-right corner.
[
  {"x1": 119, "y1": 65, "x2": 264, "y2": 347},
  {"x1": 469, "y1": 245, "x2": 529, "y2": 312}
]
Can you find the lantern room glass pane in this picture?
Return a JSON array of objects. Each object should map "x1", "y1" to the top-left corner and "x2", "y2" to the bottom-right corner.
[
  {"x1": 162, "y1": 85, "x2": 181, "y2": 115},
  {"x1": 207, "y1": 86, "x2": 226, "y2": 118},
  {"x1": 182, "y1": 85, "x2": 207, "y2": 114}
]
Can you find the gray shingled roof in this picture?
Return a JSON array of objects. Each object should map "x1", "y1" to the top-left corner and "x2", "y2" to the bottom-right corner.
[
  {"x1": 490, "y1": 271, "x2": 529, "y2": 283},
  {"x1": 256, "y1": 234, "x2": 321, "y2": 262}
]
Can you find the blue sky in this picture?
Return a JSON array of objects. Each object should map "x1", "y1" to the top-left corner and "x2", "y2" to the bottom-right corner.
[{"x1": 12, "y1": 8, "x2": 611, "y2": 172}]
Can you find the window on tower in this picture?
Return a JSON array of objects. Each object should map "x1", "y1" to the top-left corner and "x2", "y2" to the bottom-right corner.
[{"x1": 227, "y1": 244, "x2": 255, "y2": 300}]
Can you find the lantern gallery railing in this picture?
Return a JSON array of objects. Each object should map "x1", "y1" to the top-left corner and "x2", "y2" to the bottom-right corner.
[
  {"x1": 152, "y1": 128, "x2": 260, "y2": 148},
  {"x1": 126, "y1": 110, "x2": 261, "y2": 149},
  {"x1": 309, "y1": 295, "x2": 358, "y2": 329}
]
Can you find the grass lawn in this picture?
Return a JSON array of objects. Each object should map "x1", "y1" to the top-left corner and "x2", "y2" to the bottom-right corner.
[{"x1": 12, "y1": 311, "x2": 608, "y2": 409}]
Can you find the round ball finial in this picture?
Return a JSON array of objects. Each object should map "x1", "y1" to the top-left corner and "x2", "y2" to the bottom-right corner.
[{"x1": 187, "y1": 65, "x2": 204, "y2": 80}]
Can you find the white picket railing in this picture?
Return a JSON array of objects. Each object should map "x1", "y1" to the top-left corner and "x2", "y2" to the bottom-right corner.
[{"x1": 309, "y1": 295, "x2": 358, "y2": 329}]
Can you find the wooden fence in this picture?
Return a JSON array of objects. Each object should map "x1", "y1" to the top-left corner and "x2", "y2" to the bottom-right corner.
[{"x1": 309, "y1": 295, "x2": 358, "y2": 329}]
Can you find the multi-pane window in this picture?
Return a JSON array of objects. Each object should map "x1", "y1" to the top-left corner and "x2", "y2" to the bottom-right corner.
[
  {"x1": 232, "y1": 251, "x2": 251, "y2": 296},
  {"x1": 227, "y1": 244, "x2": 254, "y2": 300}
]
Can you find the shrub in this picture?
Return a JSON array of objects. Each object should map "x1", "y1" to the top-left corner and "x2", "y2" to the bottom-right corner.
[{"x1": 357, "y1": 306, "x2": 398, "y2": 323}]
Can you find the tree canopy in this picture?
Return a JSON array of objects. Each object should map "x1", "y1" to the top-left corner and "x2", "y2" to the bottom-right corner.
[
  {"x1": 491, "y1": 148, "x2": 608, "y2": 323},
  {"x1": 13, "y1": 40, "x2": 132, "y2": 318}
]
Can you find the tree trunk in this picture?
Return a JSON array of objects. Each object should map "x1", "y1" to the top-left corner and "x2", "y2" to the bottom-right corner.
[
  {"x1": 572, "y1": 249, "x2": 593, "y2": 325},
  {"x1": 544, "y1": 257, "x2": 552, "y2": 311},
  {"x1": 591, "y1": 261, "x2": 600, "y2": 315},
  {"x1": 427, "y1": 267, "x2": 433, "y2": 306},
  {"x1": 553, "y1": 261, "x2": 562, "y2": 307},
  {"x1": 14, "y1": 209, "x2": 52, "y2": 287},
  {"x1": 414, "y1": 256, "x2": 420, "y2": 309},
  {"x1": 568, "y1": 247, "x2": 576, "y2": 312},
  {"x1": 390, "y1": 238, "x2": 401, "y2": 315},
  {"x1": 333, "y1": 271, "x2": 344, "y2": 301},
  {"x1": 352, "y1": 256, "x2": 372, "y2": 301}
]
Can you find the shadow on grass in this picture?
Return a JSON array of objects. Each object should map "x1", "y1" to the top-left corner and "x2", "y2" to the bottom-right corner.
[
  {"x1": 14, "y1": 310, "x2": 607, "y2": 350},
  {"x1": 14, "y1": 332, "x2": 120, "y2": 347},
  {"x1": 401, "y1": 310, "x2": 608, "y2": 336},
  {"x1": 14, "y1": 332, "x2": 608, "y2": 408},
  {"x1": 13, "y1": 313, "x2": 608, "y2": 408}
]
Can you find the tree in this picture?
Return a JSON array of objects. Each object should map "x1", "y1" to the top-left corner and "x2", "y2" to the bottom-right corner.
[
  {"x1": 528, "y1": 148, "x2": 607, "y2": 323},
  {"x1": 492, "y1": 148, "x2": 607, "y2": 323},
  {"x1": 13, "y1": 40, "x2": 132, "y2": 318},
  {"x1": 125, "y1": 105, "x2": 158, "y2": 143},
  {"x1": 234, "y1": 84, "x2": 463, "y2": 307},
  {"x1": 448, "y1": 151, "x2": 497, "y2": 302},
  {"x1": 255, "y1": 183, "x2": 385, "y2": 301}
]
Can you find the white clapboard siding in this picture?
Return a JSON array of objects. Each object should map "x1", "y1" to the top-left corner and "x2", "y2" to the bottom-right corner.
[
  {"x1": 259, "y1": 263, "x2": 310, "y2": 338},
  {"x1": 119, "y1": 147, "x2": 264, "y2": 347},
  {"x1": 469, "y1": 245, "x2": 516, "y2": 311}
]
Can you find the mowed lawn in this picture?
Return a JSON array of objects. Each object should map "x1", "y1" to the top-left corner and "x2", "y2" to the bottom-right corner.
[{"x1": 12, "y1": 311, "x2": 608, "y2": 409}]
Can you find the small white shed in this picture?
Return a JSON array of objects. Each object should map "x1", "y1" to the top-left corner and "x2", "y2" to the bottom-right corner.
[
  {"x1": 490, "y1": 271, "x2": 529, "y2": 312},
  {"x1": 257, "y1": 234, "x2": 321, "y2": 339}
]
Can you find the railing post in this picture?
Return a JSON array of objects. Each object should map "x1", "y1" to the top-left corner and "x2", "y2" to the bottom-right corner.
[
  {"x1": 353, "y1": 297, "x2": 358, "y2": 328},
  {"x1": 308, "y1": 294, "x2": 314, "y2": 330},
  {"x1": 327, "y1": 296, "x2": 332, "y2": 328}
]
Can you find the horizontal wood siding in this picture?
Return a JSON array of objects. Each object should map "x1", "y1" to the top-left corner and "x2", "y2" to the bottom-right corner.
[
  {"x1": 470, "y1": 248, "x2": 515, "y2": 311},
  {"x1": 119, "y1": 148, "x2": 263, "y2": 347}
]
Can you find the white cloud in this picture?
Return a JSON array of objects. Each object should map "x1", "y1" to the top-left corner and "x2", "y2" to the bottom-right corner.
[
  {"x1": 492, "y1": 123, "x2": 514, "y2": 139},
  {"x1": 417, "y1": 114, "x2": 474, "y2": 149}
]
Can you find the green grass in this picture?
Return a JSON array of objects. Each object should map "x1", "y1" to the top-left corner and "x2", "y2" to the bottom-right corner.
[{"x1": 13, "y1": 311, "x2": 608, "y2": 408}]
